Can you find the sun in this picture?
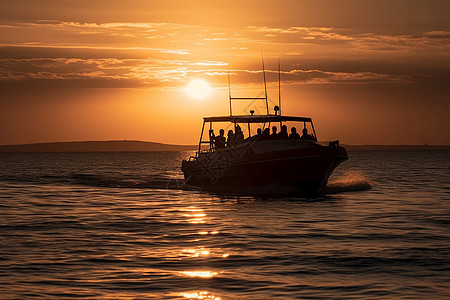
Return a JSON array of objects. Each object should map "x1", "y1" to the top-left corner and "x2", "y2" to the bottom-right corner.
[{"x1": 186, "y1": 79, "x2": 210, "y2": 99}]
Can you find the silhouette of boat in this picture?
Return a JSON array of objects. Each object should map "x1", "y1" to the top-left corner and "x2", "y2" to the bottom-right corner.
[{"x1": 182, "y1": 59, "x2": 348, "y2": 195}]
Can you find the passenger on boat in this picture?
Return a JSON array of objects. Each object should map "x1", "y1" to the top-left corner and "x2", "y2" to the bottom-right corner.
[
  {"x1": 249, "y1": 128, "x2": 262, "y2": 141},
  {"x1": 301, "y1": 128, "x2": 316, "y2": 141},
  {"x1": 271, "y1": 126, "x2": 278, "y2": 138},
  {"x1": 227, "y1": 130, "x2": 235, "y2": 146},
  {"x1": 289, "y1": 127, "x2": 300, "y2": 139},
  {"x1": 257, "y1": 128, "x2": 262, "y2": 136},
  {"x1": 235, "y1": 125, "x2": 244, "y2": 144},
  {"x1": 278, "y1": 125, "x2": 288, "y2": 139},
  {"x1": 261, "y1": 128, "x2": 270, "y2": 139},
  {"x1": 215, "y1": 129, "x2": 226, "y2": 149}
]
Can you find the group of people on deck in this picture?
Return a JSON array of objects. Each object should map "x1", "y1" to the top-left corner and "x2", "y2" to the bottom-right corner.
[{"x1": 210, "y1": 125, "x2": 316, "y2": 149}]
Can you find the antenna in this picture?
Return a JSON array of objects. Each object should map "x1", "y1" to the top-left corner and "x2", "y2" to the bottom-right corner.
[
  {"x1": 228, "y1": 70, "x2": 232, "y2": 116},
  {"x1": 227, "y1": 57, "x2": 270, "y2": 116},
  {"x1": 261, "y1": 52, "x2": 269, "y2": 115},
  {"x1": 278, "y1": 57, "x2": 281, "y2": 115}
]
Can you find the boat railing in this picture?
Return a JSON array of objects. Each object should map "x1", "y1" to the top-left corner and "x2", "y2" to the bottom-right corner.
[
  {"x1": 200, "y1": 149, "x2": 213, "y2": 154},
  {"x1": 189, "y1": 148, "x2": 215, "y2": 160}
]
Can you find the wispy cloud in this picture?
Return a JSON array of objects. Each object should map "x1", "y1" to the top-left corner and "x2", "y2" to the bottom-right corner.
[
  {"x1": 0, "y1": 55, "x2": 436, "y2": 90},
  {"x1": 228, "y1": 69, "x2": 420, "y2": 85},
  {"x1": 354, "y1": 31, "x2": 450, "y2": 51},
  {"x1": 0, "y1": 21, "x2": 448, "y2": 90},
  {"x1": 245, "y1": 25, "x2": 450, "y2": 50},
  {"x1": 0, "y1": 57, "x2": 230, "y2": 88},
  {"x1": 283, "y1": 69, "x2": 418, "y2": 84},
  {"x1": 2, "y1": 20, "x2": 448, "y2": 56}
]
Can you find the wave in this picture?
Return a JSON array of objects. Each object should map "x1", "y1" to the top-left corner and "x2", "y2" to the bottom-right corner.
[{"x1": 325, "y1": 171, "x2": 372, "y2": 194}]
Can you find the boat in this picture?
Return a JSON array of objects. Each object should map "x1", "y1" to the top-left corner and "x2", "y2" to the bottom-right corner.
[{"x1": 181, "y1": 60, "x2": 348, "y2": 195}]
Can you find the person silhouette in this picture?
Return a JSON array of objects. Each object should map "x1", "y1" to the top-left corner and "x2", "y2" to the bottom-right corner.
[
  {"x1": 289, "y1": 127, "x2": 300, "y2": 139},
  {"x1": 271, "y1": 126, "x2": 278, "y2": 138},
  {"x1": 278, "y1": 125, "x2": 288, "y2": 139},
  {"x1": 215, "y1": 129, "x2": 226, "y2": 148},
  {"x1": 227, "y1": 129, "x2": 235, "y2": 146},
  {"x1": 235, "y1": 125, "x2": 244, "y2": 144},
  {"x1": 301, "y1": 128, "x2": 315, "y2": 140},
  {"x1": 261, "y1": 128, "x2": 270, "y2": 139}
]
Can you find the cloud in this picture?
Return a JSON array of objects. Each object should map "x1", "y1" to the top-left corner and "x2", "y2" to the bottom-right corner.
[
  {"x1": 0, "y1": 53, "x2": 437, "y2": 92},
  {"x1": 2, "y1": 20, "x2": 448, "y2": 59},
  {"x1": 228, "y1": 69, "x2": 420, "y2": 85},
  {"x1": 0, "y1": 20, "x2": 203, "y2": 53},
  {"x1": 245, "y1": 25, "x2": 450, "y2": 51},
  {"x1": 246, "y1": 26, "x2": 353, "y2": 42},
  {"x1": 0, "y1": 21, "x2": 447, "y2": 91},
  {"x1": 0, "y1": 56, "x2": 231, "y2": 89},
  {"x1": 190, "y1": 60, "x2": 228, "y2": 66},
  {"x1": 354, "y1": 31, "x2": 450, "y2": 51},
  {"x1": 286, "y1": 69, "x2": 418, "y2": 84}
]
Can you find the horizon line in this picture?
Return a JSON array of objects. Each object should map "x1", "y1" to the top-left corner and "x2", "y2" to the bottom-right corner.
[{"x1": 0, "y1": 139, "x2": 449, "y2": 148}]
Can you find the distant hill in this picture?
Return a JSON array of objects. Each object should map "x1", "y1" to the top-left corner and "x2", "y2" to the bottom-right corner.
[
  {"x1": 0, "y1": 140, "x2": 448, "y2": 152},
  {"x1": 0, "y1": 140, "x2": 197, "y2": 152}
]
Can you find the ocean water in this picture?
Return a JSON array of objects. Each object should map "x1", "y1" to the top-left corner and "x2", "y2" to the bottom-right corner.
[{"x1": 0, "y1": 150, "x2": 449, "y2": 299}]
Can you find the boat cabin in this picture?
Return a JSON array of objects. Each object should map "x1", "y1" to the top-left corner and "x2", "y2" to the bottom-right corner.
[{"x1": 197, "y1": 113, "x2": 317, "y2": 154}]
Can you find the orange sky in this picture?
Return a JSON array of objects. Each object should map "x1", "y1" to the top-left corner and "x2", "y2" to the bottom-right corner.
[{"x1": 1, "y1": 0, "x2": 449, "y2": 145}]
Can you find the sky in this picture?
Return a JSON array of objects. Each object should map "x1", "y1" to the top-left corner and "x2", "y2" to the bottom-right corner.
[{"x1": 0, "y1": 0, "x2": 449, "y2": 145}]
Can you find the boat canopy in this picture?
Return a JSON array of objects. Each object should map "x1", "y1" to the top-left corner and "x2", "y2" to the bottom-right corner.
[{"x1": 203, "y1": 114, "x2": 312, "y2": 123}]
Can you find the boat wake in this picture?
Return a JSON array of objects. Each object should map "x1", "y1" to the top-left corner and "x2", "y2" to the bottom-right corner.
[
  {"x1": 70, "y1": 173, "x2": 191, "y2": 190},
  {"x1": 325, "y1": 171, "x2": 372, "y2": 194},
  {"x1": 1, "y1": 170, "x2": 370, "y2": 195},
  {"x1": 70, "y1": 171, "x2": 372, "y2": 195}
]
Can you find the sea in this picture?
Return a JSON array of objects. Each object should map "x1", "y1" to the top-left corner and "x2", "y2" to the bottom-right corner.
[{"x1": 0, "y1": 150, "x2": 449, "y2": 299}]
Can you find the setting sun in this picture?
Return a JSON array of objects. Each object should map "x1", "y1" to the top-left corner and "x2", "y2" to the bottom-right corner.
[{"x1": 186, "y1": 79, "x2": 210, "y2": 99}]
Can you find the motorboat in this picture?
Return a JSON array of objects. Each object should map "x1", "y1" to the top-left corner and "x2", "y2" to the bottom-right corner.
[{"x1": 181, "y1": 60, "x2": 348, "y2": 195}]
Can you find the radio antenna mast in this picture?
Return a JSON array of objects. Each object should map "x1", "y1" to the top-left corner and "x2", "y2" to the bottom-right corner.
[
  {"x1": 261, "y1": 52, "x2": 269, "y2": 115},
  {"x1": 227, "y1": 57, "x2": 270, "y2": 116},
  {"x1": 278, "y1": 57, "x2": 281, "y2": 115},
  {"x1": 228, "y1": 70, "x2": 232, "y2": 116}
]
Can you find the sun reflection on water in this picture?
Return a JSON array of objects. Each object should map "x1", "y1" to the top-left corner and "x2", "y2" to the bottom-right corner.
[
  {"x1": 180, "y1": 291, "x2": 221, "y2": 300},
  {"x1": 189, "y1": 218, "x2": 205, "y2": 224},
  {"x1": 181, "y1": 206, "x2": 207, "y2": 224},
  {"x1": 198, "y1": 231, "x2": 219, "y2": 235},
  {"x1": 180, "y1": 248, "x2": 210, "y2": 257},
  {"x1": 180, "y1": 271, "x2": 219, "y2": 278},
  {"x1": 176, "y1": 206, "x2": 228, "y2": 289}
]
